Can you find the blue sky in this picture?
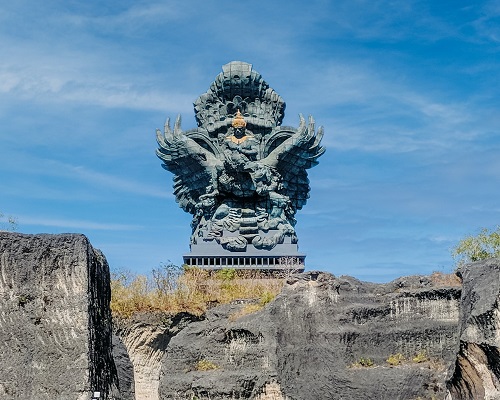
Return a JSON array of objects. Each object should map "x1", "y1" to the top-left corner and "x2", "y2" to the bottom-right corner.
[{"x1": 1, "y1": 1, "x2": 499, "y2": 282}]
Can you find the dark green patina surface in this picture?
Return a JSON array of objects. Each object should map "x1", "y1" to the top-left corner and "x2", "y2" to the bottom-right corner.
[{"x1": 156, "y1": 61, "x2": 324, "y2": 268}]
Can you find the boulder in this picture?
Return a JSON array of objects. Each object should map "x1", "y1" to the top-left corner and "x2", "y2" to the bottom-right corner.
[
  {"x1": 0, "y1": 232, "x2": 121, "y2": 399},
  {"x1": 112, "y1": 333, "x2": 136, "y2": 400}
]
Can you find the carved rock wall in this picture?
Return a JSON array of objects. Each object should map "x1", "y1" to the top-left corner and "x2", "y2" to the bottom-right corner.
[
  {"x1": 0, "y1": 233, "x2": 121, "y2": 399},
  {"x1": 112, "y1": 333, "x2": 136, "y2": 400},
  {"x1": 113, "y1": 313, "x2": 202, "y2": 400},
  {"x1": 4, "y1": 231, "x2": 500, "y2": 399},
  {"x1": 446, "y1": 258, "x2": 500, "y2": 400},
  {"x1": 157, "y1": 272, "x2": 461, "y2": 399}
]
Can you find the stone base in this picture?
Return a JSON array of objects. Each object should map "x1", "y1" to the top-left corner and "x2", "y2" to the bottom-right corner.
[
  {"x1": 185, "y1": 237, "x2": 305, "y2": 271},
  {"x1": 183, "y1": 254, "x2": 305, "y2": 271}
]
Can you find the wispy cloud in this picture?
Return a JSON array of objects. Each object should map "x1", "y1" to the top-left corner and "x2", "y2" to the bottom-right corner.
[
  {"x1": 286, "y1": 58, "x2": 497, "y2": 156},
  {"x1": 470, "y1": 1, "x2": 500, "y2": 43},
  {"x1": 0, "y1": 64, "x2": 194, "y2": 113},
  {"x1": 0, "y1": 3, "x2": 196, "y2": 113},
  {"x1": 0, "y1": 152, "x2": 170, "y2": 199},
  {"x1": 19, "y1": 215, "x2": 142, "y2": 231},
  {"x1": 69, "y1": 164, "x2": 171, "y2": 199},
  {"x1": 60, "y1": 2, "x2": 183, "y2": 34}
]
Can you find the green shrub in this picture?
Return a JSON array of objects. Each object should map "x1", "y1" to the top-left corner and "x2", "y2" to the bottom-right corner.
[
  {"x1": 216, "y1": 268, "x2": 236, "y2": 281},
  {"x1": 259, "y1": 291, "x2": 276, "y2": 305},
  {"x1": 452, "y1": 226, "x2": 500, "y2": 266},
  {"x1": 386, "y1": 353, "x2": 405, "y2": 366}
]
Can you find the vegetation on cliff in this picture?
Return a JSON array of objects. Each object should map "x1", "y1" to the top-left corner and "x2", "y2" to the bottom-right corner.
[
  {"x1": 452, "y1": 226, "x2": 500, "y2": 266},
  {"x1": 110, "y1": 264, "x2": 286, "y2": 318}
]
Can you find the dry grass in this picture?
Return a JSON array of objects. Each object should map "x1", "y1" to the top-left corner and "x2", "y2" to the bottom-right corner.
[
  {"x1": 429, "y1": 271, "x2": 461, "y2": 287},
  {"x1": 229, "y1": 304, "x2": 264, "y2": 321},
  {"x1": 412, "y1": 350, "x2": 429, "y2": 363},
  {"x1": 350, "y1": 357, "x2": 375, "y2": 368},
  {"x1": 110, "y1": 265, "x2": 285, "y2": 318},
  {"x1": 386, "y1": 353, "x2": 405, "y2": 366},
  {"x1": 195, "y1": 359, "x2": 219, "y2": 371},
  {"x1": 228, "y1": 291, "x2": 277, "y2": 321}
]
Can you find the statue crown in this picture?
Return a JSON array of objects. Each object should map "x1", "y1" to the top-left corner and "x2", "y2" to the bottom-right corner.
[{"x1": 232, "y1": 110, "x2": 247, "y2": 129}]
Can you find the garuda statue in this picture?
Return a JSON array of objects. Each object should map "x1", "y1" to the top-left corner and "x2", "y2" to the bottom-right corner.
[{"x1": 156, "y1": 61, "x2": 324, "y2": 263}]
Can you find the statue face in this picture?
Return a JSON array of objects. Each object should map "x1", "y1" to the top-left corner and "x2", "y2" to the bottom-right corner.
[{"x1": 233, "y1": 127, "x2": 245, "y2": 138}]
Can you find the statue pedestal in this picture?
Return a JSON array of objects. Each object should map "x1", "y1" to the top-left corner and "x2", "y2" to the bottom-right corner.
[{"x1": 183, "y1": 240, "x2": 305, "y2": 271}]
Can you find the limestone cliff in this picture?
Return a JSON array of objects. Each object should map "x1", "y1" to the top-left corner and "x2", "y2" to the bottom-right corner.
[
  {"x1": 156, "y1": 272, "x2": 461, "y2": 399},
  {"x1": 0, "y1": 233, "x2": 123, "y2": 399},
  {"x1": 113, "y1": 312, "x2": 202, "y2": 400},
  {"x1": 3, "y1": 232, "x2": 500, "y2": 400},
  {"x1": 446, "y1": 258, "x2": 500, "y2": 400}
]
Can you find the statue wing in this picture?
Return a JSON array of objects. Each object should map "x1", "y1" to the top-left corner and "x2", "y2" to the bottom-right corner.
[
  {"x1": 261, "y1": 114, "x2": 325, "y2": 210},
  {"x1": 156, "y1": 115, "x2": 223, "y2": 215}
]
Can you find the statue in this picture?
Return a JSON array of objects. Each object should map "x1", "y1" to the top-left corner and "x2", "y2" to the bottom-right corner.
[{"x1": 156, "y1": 61, "x2": 324, "y2": 268}]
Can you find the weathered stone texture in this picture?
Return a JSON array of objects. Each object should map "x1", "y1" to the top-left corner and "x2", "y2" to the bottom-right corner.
[
  {"x1": 7, "y1": 230, "x2": 500, "y2": 399},
  {"x1": 114, "y1": 312, "x2": 202, "y2": 400},
  {"x1": 112, "y1": 334, "x2": 136, "y2": 400},
  {"x1": 158, "y1": 271, "x2": 461, "y2": 399},
  {"x1": 446, "y1": 258, "x2": 500, "y2": 400},
  {"x1": 0, "y1": 232, "x2": 119, "y2": 399}
]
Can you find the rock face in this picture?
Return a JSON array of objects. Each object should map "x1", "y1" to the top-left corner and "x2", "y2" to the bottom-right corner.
[
  {"x1": 4, "y1": 231, "x2": 500, "y2": 399},
  {"x1": 158, "y1": 272, "x2": 461, "y2": 399},
  {"x1": 446, "y1": 258, "x2": 500, "y2": 400},
  {"x1": 113, "y1": 312, "x2": 202, "y2": 400},
  {"x1": 0, "y1": 233, "x2": 121, "y2": 399},
  {"x1": 112, "y1": 333, "x2": 136, "y2": 400}
]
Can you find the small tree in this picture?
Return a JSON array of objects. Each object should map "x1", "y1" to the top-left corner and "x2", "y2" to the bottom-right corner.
[
  {"x1": 0, "y1": 212, "x2": 17, "y2": 231},
  {"x1": 151, "y1": 262, "x2": 182, "y2": 295},
  {"x1": 452, "y1": 226, "x2": 500, "y2": 266}
]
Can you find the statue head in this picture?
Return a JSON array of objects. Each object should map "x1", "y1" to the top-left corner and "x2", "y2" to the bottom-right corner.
[{"x1": 232, "y1": 110, "x2": 247, "y2": 137}]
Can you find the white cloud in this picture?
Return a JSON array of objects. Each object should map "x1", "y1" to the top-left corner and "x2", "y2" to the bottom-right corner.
[
  {"x1": 69, "y1": 164, "x2": 171, "y2": 198},
  {"x1": 0, "y1": 152, "x2": 171, "y2": 199},
  {"x1": 0, "y1": 64, "x2": 194, "y2": 113},
  {"x1": 19, "y1": 215, "x2": 142, "y2": 231},
  {"x1": 60, "y1": 2, "x2": 184, "y2": 34},
  {"x1": 285, "y1": 58, "x2": 497, "y2": 156}
]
